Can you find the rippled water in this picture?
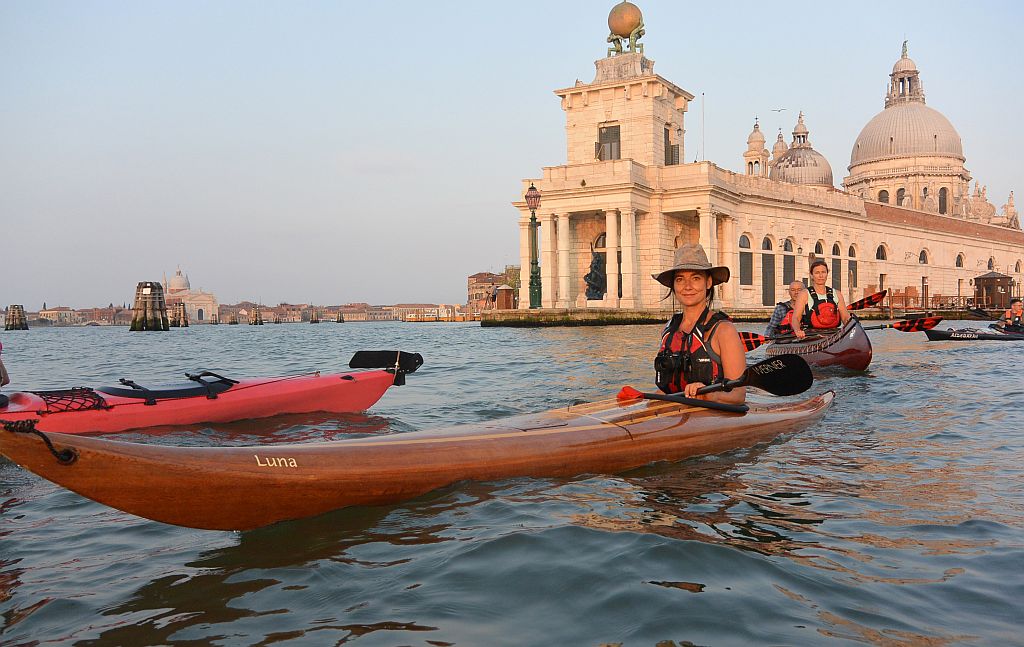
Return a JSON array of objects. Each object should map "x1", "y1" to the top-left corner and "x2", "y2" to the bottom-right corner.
[{"x1": 1, "y1": 322, "x2": 1022, "y2": 645}]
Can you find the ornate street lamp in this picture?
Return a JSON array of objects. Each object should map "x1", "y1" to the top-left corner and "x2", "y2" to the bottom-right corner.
[{"x1": 525, "y1": 183, "x2": 542, "y2": 308}]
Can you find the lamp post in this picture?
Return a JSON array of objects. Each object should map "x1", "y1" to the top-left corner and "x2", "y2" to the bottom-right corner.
[{"x1": 525, "y1": 183, "x2": 542, "y2": 309}]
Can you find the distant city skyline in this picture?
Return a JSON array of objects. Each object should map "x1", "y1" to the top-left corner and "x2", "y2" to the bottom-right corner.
[{"x1": 2, "y1": 1, "x2": 1021, "y2": 308}]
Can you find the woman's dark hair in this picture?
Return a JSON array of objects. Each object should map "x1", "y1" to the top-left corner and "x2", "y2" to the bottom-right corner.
[{"x1": 809, "y1": 259, "x2": 828, "y2": 273}]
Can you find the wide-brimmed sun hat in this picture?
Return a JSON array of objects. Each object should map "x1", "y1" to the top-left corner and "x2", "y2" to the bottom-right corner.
[{"x1": 652, "y1": 243, "x2": 730, "y2": 288}]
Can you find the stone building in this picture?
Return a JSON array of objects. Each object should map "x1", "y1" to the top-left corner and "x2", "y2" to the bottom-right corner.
[
  {"x1": 513, "y1": 4, "x2": 1023, "y2": 313},
  {"x1": 163, "y1": 268, "x2": 219, "y2": 323}
]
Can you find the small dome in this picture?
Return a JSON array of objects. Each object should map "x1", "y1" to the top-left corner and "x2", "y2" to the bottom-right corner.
[
  {"x1": 746, "y1": 120, "x2": 765, "y2": 148},
  {"x1": 771, "y1": 147, "x2": 834, "y2": 187},
  {"x1": 893, "y1": 55, "x2": 917, "y2": 74},
  {"x1": 167, "y1": 269, "x2": 190, "y2": 292},
  {"x1": 772, "y1": 130, "x2": 788, "y2": 159},
  {"x1": 793, "y1": 112, "x2": 809, "y2": 135}
]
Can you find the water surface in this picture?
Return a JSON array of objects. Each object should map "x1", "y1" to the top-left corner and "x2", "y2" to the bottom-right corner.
[{"x1": 1, "y1": 322, "x2": 1021, "y2": 645}]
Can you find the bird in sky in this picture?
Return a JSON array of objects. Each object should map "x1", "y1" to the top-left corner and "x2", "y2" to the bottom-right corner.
[{"x1": 771, "y1": 107, "x2": 786, "y2": 112}]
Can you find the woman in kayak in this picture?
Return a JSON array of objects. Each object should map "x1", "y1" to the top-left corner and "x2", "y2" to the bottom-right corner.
[
  {"x1": 1000, "y1": 298, "x2": 1024, "y2": 331},
  {"x1": 652, "y1": 244, "x2": 746, "y2": 404},
  {"x1": 791, "y1": 258, "x2": 851, "y2": 338}
]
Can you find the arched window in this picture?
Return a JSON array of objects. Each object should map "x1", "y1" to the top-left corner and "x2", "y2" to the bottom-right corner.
[
  {"x1": 848, "y1": 246, "x2": 856, "y2": 258},
  {"x1": 956, "y1": 254, "x2": 964, "y2": 268},
  {"x1": 1017, "y1": 260, "x2": 1022, "y2": 273},
  {"x1": 876, "y1": 245, "x2": 887, "y2": 261},
  {"x1": 762, "y1": 238, "x2": 776, "y2": 305},
  {"x1": 896, "y1": 188, "x2": 906, "y2": 206},
  {"x1": 988, "y1": 257, "x2": 995, "y2": 271},
  {"x1": 919, "y1": 250, "x2": 929, "y2": 265},
  {"x1": 879, "y1": 190, "x2": 889, "y2": 204},
  {"x1": 739, "y1": 235, "x2": 753, "y2": 286},
  {"x1": 832, "y1": 243, "x2": 841, "y2": 256},
  {"x1": 939, "y1": 187, "x2": 948, "y2": 215},
  {"x1": 595, "y1": 233, "x2": 607, "y2": 249},
  {"x1": 782, "y1": 239, "x2": 795, "y2": 284},
  {"x1": 814, "y1": 241, "x2": 824, "y2": 255}
]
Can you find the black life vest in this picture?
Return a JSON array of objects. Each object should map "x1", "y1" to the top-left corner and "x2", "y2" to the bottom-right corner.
[
  {"x1": 655, "y1": 307, "x2": 728, "y2": 394},
  {"x1": 803, "y1": 286, "x2": 840, "y2": 329}
]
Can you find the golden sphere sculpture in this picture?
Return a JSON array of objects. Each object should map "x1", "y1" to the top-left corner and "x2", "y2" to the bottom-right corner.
[{"x1": 608, "y1": 1, "x2": 643, "y2": 38}]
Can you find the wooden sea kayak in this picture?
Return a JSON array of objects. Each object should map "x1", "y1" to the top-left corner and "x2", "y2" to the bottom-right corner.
[
  {"x1": 0, "y1": 391, "x2": 835, "y2": 531},
  {"x1": 765, "y1": 318, "x2": 872, "y2": 370},
  {"x1": 0, "y1": 351, "x2": 422, "y2": 434}
]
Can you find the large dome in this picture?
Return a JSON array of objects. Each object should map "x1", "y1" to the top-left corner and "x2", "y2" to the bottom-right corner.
[
  {"x1": 850, "y1": 102, "x2": 963, "y2": 166},
  {"x1": 167, "y1": 269, "x2": 190, "y2": 293}
]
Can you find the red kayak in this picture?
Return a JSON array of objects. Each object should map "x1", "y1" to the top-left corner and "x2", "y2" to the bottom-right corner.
[{"x1": 0, "y1": 350, "x2": 421, "y2": 435}]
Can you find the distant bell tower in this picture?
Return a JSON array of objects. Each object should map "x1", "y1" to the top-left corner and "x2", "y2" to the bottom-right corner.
[
  {"x1": 554, "y1": 2, "x2": 693, "y2": 168},
  {"x1": 743, "y1": 119, "x2": 770, "y2": 177}
]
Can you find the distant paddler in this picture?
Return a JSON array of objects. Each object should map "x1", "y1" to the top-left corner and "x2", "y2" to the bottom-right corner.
[
  {"x1": 791, "y1": 258, "x2": 852, "y2": 339},
  {"x1": 651, "y1": 244, "x2": 746, "y2": 404},
  {"x1": 765, "y1": 281, "x2": 806, "y2": 339},
  {"x1": 998, "y1": 298, "x2": 1024, "y2": 332}
]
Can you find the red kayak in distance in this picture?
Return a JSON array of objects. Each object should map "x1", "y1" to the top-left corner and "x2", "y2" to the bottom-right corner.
[{"x1": 0, "y1": 351, "x2": 422, "y2": 435}]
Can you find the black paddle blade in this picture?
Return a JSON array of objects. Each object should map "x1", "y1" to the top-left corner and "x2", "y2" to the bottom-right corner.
[
  {"x1": 746, "y1": 354, "x2": 813, "y2": 396},
  {"x1": 349, "y1": 351, "x2": 424, "y2": 374},
  {"x1": 848, "y1": 290, "x2": 887, "y2": 311}
]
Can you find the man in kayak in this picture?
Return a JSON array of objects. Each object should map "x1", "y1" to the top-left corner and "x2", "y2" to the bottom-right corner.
[
  {"x1": 652, "y1": 244, "x2": 746, "y2": 405},
  {"x1": 791, "y1": 258, "x2": 851, "y2": 338},
  {"x1": 999, "y1": 298, "x2": 1024, "y2": 332},
  {"x1": 765, "y1": 281, "x2": 805, "y2": 338}
]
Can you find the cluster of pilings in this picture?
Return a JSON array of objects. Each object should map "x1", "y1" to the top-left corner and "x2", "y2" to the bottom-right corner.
[
  {"x1": 129, "y1": 282, "x2": 170, "y2": 331},
  {"x1": 310, "y1": 309, "x2": 320, "y2": 324},
  {"x1": 249, "y1": 305, "x2": 264, "y2": 325},
  {"x1": 168, "y1": 302, "x2": 189, "y2": 328},
  {"x1": 336, "y1": 312, "x2": 345, "y2": 323},
  {"x1": 5, "y1": 305, "x2": 28, "y2": 330}
]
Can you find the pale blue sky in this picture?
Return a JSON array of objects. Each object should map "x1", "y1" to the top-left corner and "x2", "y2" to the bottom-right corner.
[{"x1": 2, "y1": 1, "x2": 1021, "y2": 307}]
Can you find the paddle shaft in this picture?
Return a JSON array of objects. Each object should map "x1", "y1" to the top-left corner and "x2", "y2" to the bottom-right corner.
[{"x1": 631, "y1": 391, "x2": 749, "y2": 413}]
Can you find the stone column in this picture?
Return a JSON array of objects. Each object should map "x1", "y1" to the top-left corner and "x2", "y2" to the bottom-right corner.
[
  {"x1": 540, "y1": 212, "x2": 557, "y2": 308},
  {"x1": 698, "y1": 208, "x2": 718, "y2": 265},
  {"x1": 518, "y1": 217, "x2": 530, "y2": 309},
  {"x1": 719, "y1": 214, "x2": 737, "y2": 308},
  {"x1": 605, "y1": 209, "x2": 620, "y2": 307},
  {"x1": 619, "y1": 208, "x2": 639, "y2": 308},
  {"x1": 557, "y1": 213, "x2": 571, "y2": 308}
]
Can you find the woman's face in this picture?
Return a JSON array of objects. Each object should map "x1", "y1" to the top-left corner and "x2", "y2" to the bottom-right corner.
[
  {"x1": 673, "y1": 270, "x2": 712, "y2": 307},
  {"x1": 811, "y1": 265, "x2": 829, "y2": 285}
]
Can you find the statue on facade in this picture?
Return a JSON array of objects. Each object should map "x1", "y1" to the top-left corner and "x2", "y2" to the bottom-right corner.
[
  {"x1": 606, "y1": 1, "x2": 645, "y2": 56},
  {"x1": 584, "y1": 246, "x2": 607, "y2": 299}
]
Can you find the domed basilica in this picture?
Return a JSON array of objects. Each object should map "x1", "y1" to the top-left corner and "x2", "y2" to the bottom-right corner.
[{"x1": 514, "y1": 3, "x2": 1024, "y2": 314}]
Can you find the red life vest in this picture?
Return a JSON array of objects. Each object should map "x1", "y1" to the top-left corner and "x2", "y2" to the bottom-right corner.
[
  {"x1": 779, "y1": 303, "x2": 794, "y2": 329},
  {"x1": 655, "y1": 308, "x2": 727, "y2": 394},
  {"x1": 803, "y1": 286, "x2": 840, "y2": 329}
]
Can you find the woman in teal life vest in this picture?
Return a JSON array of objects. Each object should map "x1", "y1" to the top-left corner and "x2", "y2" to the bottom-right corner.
[
  {"x1": 791, "y1": 258, "x2": 852, "y2": 338},
  {"x1": 652, "y1": 244, "x2": 746, "y2": 405}
]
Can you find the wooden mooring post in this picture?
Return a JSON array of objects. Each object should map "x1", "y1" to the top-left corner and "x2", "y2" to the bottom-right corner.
[
  {"x1": 168, "y1": 302, "x2": 189, "y2": 327},
  {"x1": 129, "y1": 282, "x2": 170, "y2": 331},
  {"x1": 4, "y1": 305, "x2": 29, "y2": 330},
  {"x1": 249, "y1": 305, "x2": 264, "y2": 325}
]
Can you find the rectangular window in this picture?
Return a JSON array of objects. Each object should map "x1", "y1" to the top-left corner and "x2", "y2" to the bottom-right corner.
[
  {"x1": 783, "y1": 255, "x2": 795, "y2": 285},
  {"x1": 596, "y1": 125, "x2": 621, "y2": 161},
  {"x1": 832, "y1": 258, "x2": 841, "y2": 290},
  {"x1": 849, "y1": 260, "x2": 858, "y2": 288},
  {"x1": 739, "y1": 251, "x2": 753, "y2": 285}
]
